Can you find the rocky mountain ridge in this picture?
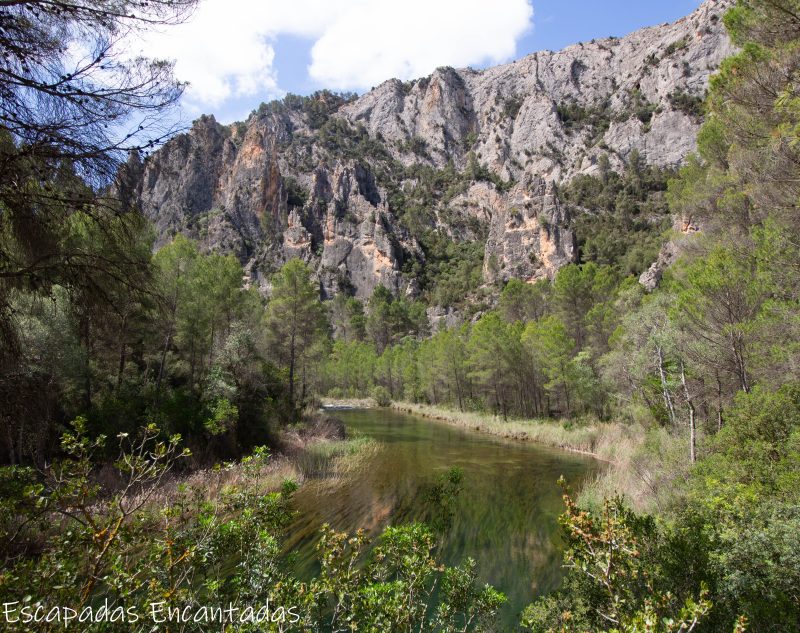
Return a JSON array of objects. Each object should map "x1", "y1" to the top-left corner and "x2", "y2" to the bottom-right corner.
[{"x1": 132, "y1": 0, "x2": 735, "y2": 302}]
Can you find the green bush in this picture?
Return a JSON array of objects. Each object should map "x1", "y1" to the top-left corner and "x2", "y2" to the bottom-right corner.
[
  {"x1": 372, "y1": 385, "x2": 392, "y2": 407},
  {"x1": 0, "y1": 424, "x2": 506, "y2": 633},
  {"x1": 669, "y1": 89, "x2": 705, "y2": 120}
]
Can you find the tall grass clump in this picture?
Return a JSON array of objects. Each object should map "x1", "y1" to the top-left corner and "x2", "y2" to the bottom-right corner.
[{"x1": 295, "y1": 436, "x2": 383, "y2": 480}]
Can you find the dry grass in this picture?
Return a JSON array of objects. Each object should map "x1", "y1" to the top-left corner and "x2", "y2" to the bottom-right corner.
[
  {"x1": 291, "y1": 436, "x2": 383, "y2": 480},
  {"x1": 139, "y1": 454, "x2": 305, "y2": 509},
  {"x1": 577, "y1": 427, "x2": 693, "y2": 513},
  {"x1": 136, "y1": 428, "x2": 382, "y2": 509},
  {"x1": 320, "y1": 397, "x2": 377, "y2": 409},
  {"x1": 387, "y1": 402, "x2": 679, "y2": 512},
  {"x1": 390, "y1": 402, "x2": 637, "y2": 462}
]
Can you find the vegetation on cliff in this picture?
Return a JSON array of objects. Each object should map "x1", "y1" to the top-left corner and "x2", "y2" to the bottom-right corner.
[{"x1": 1, "y1": 0, "x2": 799, "y2": 631}]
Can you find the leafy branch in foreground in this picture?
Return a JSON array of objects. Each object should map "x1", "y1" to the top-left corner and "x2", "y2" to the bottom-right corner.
[
  {"x1": 312, "y1": 521, "x2": 505, "y2": 633},
  {"x1": 522, "y1": 480, "x2": 716, "y2": 633},
  {"x1": 0, "y1": 418, "x2": 190, "y2": 616},
  {"x1": 0, "y1": 423, "x2": 505, "y2": 632}
]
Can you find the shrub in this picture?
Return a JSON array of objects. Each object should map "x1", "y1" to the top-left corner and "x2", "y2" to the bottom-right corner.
[
  {"x1": 669, "y1": 89, "x2": 705, "y2": 121},
  {"x1": 503, "y1": 96, "x2": 524, "y2": 119},
  {"x1": 372, "y1": 385, "x2": 392, "y2": 407},
  {"x1": 664, "y1": 37, "x2": 689, "y2": 57}
]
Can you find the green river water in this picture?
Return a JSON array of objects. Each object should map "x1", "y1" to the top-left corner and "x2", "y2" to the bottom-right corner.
[{"x1": 285, "y1": 408, "x2": 601, "y2": 628}]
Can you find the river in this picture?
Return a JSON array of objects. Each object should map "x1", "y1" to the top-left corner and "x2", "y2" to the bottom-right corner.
[{"x1": 286, "y1": 408, "x2": 601, "y2": 627}]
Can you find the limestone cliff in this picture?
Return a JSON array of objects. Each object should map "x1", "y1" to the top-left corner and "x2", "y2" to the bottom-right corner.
[
  {"x1": 342, "y1": 0, "x2": 733, "y2": 178},
  {"x1": 133, "y1": 0, "x2": 734, "y2": 299}
]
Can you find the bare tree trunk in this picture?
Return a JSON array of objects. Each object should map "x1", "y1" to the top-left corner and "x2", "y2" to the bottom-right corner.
[
  {"x1": 680, "y1": 361, "x2": 696, "y2": 464},
  {"x1": 300, "y1": 360, "x2": 307, "y2": 408},
  {"x1": 155, "y1": 328, "x2": 172, "y2": 394},
  {"x1": 288, "y1": 331, "x2": 296, "y2": 419},
  {"x1": 561, "y1": 361, "x2": 571, "y2": 417},
  {"x1": 657, "y1": 345, "x2": 676, "y2": 425},
  {"x1": 188, "y1": 337, "x2": 198, "y2": 391},
  {"x1": 715, "y1": 370, "x2": 724, "y2": 432},
  {"x1": 156, "y1": 290, "x2": 179, "y2": 396},
  {"x1": 530, "y1": 369, "x2": 540, "y2": 417},
  {"x1": 730, "y1": 331, "x2": 750, "y2": 394},
  {"x1": 449, "y1": 351, "x2": 464, "y2": 412}
]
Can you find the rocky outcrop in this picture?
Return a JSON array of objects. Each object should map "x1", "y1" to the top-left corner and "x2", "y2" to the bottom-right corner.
[
  {"x1": 639, "y1": 215, "x2": 703, "y2": 291},
  {"x1": 287, "y1": 162, "x2": 421, "y2": 299},
  {"x1": 133, "y1": 0, "x2": 734, "y2": 299},
  {"x1": 135, "y1": 113, "x2": 419, "y2": 297},
  {"x1": 136, "y1": 114, "x2": 285, "y2": 261},
  {"x1": 484, "y1": 178, "x2": 575, "y2": 284},
  {"x1": 341, "y1": 0, "x2": 734, "y2": 180}
]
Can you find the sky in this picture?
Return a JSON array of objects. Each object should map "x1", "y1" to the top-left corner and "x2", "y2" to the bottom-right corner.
[{"x1": 133, "y1": 0, "x2": 704, "y2": 124}]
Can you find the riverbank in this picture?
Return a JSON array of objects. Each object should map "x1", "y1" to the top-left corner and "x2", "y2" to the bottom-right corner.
[
  {"x1": 321, "y1": 398, "x2": 663, "y2": 510},
  {"x1": 390, "y1": 403, "x2": 664, "y2": 510},
  {"x1": 390, "y1": 402, "x2": 632, "y2": 462},
  {"x1": 318, "y1": 397, "x2": 376, "y2": 409},
  {"x1": 143, "y1": 414, "x2": 382, "y2": 507},
  {"x1": 323, "y1": 398, "x2": 635, "y2": 462}
]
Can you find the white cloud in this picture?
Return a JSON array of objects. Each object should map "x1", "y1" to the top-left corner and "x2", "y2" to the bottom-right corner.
[
  {"x1": 134, "y1": 0, "x2": 533, "y2": 113},
  {"x1": 309, "y1": 0, "x2": 534, "y2": 89}
]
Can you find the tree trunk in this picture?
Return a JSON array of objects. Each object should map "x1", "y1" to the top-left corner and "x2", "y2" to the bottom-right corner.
[
  {"x1": 189, "y1": 338, "x2": 196, "y2": 391},
  {"x1": 680, "y1": 361, "x2": 696, "y2": 464},
  {"x1": 730, "y1": 331, "x2": 750, "y2": 394},
  {"x1": 82, "y1": 315, "x2": 92, "y2": 412},
  {"x1": 450, "y1": 353, "x2": 464, "y2": 412},
  {"x1": 155, "y1": 328, "x2": 172, "y2": 395},
  {"x1": 561, "y1": 361, "x2": 571, "y2": 417},
  {"x1": 300, "y1": 360, "x2": 307, "y2": 408},
  {"x1": 6, "y1": 424, "x2": 16, "y2": 465},
  {"x1": 656, "y1": 345, "x2": 676, "y2": 425}
]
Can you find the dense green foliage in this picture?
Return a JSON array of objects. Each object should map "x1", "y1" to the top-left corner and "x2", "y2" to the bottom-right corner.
[
  {"x1": 2, "y1": 225, "x2": 301, "y2": 464},
  {"x1": 521, "y1": 1, "x2": 800, "y2": 630},
  {"x1": 556, "y1": 99, "x2": 613, "y2": 142},
  {"x1": 0, "y1": 425, "x2": 505, "y2": 632},
  {"x1": 264, "y1": 259, "x2": 327, "y2": 418},
  {"x1": 562, "y1": 151, "x2": 674, "y2": 275},
  {"x1": 2, "y1": 0, "x2": 800, "y2": 630},
  {"x1": 322, "y1": 262, "x2": 623, "y2": 420}
]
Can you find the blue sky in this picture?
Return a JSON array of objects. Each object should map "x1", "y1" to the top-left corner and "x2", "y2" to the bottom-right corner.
[
  {"x1": 136, "y1": 0, "x2": 704, "y2": 124},
  {"x1": 272, "y1": 0, "x2": 704, "y2": 96},
  {"x1": 516, "y1": 1, "x2": 703, "y2": 56}
]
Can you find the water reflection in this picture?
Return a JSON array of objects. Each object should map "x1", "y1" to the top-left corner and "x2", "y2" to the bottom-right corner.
[{"x1": 287, "y1": 409, "x2": 600, "y2": 625}]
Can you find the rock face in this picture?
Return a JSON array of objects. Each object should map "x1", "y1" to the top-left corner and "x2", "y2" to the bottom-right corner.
[
  {"x1": 290, "y1": 162, "x2": 420, "y2": 299},
  {"x1": 342, "y1": 0, "x2": 734, "y2": 178},
  {"x1": 136, "y1": 113, "x2": 421, "y2": 298},
  {"x1": 133, "y1": 0, "x2": 735, "y2": 298},
  {"x1": 484, "y1": 178, "x2": 575, "y2": 285}
]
